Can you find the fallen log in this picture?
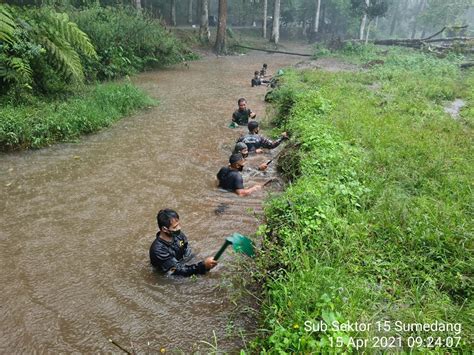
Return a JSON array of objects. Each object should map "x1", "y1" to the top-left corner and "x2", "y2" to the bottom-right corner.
[{"x1": 232, "y1": 44, "x2": 313, "y2": 57}]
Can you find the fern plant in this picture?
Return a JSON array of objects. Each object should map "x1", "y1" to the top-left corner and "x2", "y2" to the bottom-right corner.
[
  {"x1": 0, "y1": 5, "x2": 97, "y2": 95},
  {"x1": 0, "y1": 4, "x2": 16, "y2": 44}
]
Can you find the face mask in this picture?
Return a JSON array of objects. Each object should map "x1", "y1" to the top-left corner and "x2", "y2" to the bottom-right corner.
[
  {"x1": 238, "y1": 165, "x2": 244, "y2": 172},
  {"x1": 242, "y1": 152, "x2": 249, "y2": 158},
  {"x1": 168, "y1": 229, "x2": 181, "y2": 238}
]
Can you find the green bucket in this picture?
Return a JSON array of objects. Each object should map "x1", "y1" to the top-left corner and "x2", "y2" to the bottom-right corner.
[{"x1": 214, "y1": 233, "x2": 255, "y2": 260}]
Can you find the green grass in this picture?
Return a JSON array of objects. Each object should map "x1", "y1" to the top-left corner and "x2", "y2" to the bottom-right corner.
[
  {"x1": 252, "y1": 47, "x2": 473, "y2": 352},
  {"x1": 0, "y1": 82, "x2": 155, "y2": 150}
]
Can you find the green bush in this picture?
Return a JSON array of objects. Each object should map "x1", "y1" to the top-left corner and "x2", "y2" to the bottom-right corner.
[
  {"x1": 69, "y1": 6, "x2": 197, "y2": 81},
  {"x1": 0, "y1": 82, "x2": 155, "y2": 150}
]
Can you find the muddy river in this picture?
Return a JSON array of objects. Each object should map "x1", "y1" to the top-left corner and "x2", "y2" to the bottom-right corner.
[{"x1": 0, "y1": 48, "x2": 309, "y2": 352}]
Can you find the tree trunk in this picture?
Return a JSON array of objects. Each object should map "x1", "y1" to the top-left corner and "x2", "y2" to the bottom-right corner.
[
  {"x1": 411, "y1": 0, "x2": 426, "y2": 39},
  {"x1": 199, "y1": 0, "x2": 210, "y2": 42},
  {"x1": 188, "y1": 0, "x2": 193, "y2": 24},
  {"x1": 389, "y1": 0, "x2": 402, "y2": 36},
  {"x1": 359, "y1": 0, "x2": 369, "y2": 40},
  {"x1": 196, "y1": 0, "x2": 201, "y2": 23},
  {"x1": 263, "y1": 0, "x2": 268, "y2": 38},
  {"x1": 365, "y1": 19, "x2": 372, "y2": 44},
  {"x1": 171, "y1": 0, "x2": 176, "y2": 26},
  {"x1": 270, "y1": 0, "x2": 280, "y2": 44},
  {"x1": 214, "y1": 0, "x2": 227, "y2": 54},
  {"x1": 360, "y1": 13, "x2": 367, "y2": 40},
  {"x1": 314, "y1": 0, "x2": 321, "y2": 33},
  {"x1": 135, "y1": 0, "x2": 141, "y2": 11}
]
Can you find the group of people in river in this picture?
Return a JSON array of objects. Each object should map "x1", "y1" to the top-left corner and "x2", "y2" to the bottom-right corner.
[
  {"x1": 149, "y1": 64, "x2": 288, "y2": 277},
  {"x1": 251, "y1": 63, "x2": 271, "y2": 87}
]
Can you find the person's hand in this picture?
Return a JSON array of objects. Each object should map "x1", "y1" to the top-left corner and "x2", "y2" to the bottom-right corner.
[
  {"x1": 258, "y1": 163, "x2": 268, "y2": 171},
  {"x1": 255, "y1": 148, "x2": 264, "y2": 154},
  {"x1": 280, "y1": 131, "x2": 289, "y2": 140},
  {"x1": 204, "y1": 257, "x2": 217, "y2": 270},
  {"x1": 250, "y1": 112, "x2": 256, "y2": 118}
]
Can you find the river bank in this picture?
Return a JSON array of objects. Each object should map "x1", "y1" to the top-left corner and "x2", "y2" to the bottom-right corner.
[{"x1": 252, "y1": 45, "x2": 473, "y2": 352}]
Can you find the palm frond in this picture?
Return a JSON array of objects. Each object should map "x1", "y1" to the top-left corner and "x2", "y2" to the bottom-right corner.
[
  {"x1": 0, "y1": 54, "x2": 33, "y2": 85},
  {"x1": 27, "y1": 8, "x2": 98, "y2": 82},
  {"x1": 0, "y1": 5, "x2": 16, "y2": 44}
]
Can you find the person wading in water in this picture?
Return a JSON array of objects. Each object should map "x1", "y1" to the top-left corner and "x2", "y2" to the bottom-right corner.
[
  {"x1": 216, "y1": 153, "x2": 262, "y2": 196},
  {"x1": 149, "y1": 209, "x2": 217, "y2": 276}
]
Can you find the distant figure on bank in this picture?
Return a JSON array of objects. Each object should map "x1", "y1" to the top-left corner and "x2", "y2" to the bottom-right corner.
[
  {"x1": 237, "y1": 121, "x2": 288, "y2": 153},
  {"x1": 232, "y1": 98, "x2": 256, "y2": 126},
  {"x1": 217, "y1": 153, "x2": 262, "y2": 196},
  {"x1": 149, "y1": 209, "x2": 217, "y2": 276},
  {"x1": 233, "y1": 142, "x2": 268, "y2": 171},
  {"x1": 251, "y1": 71, "x2": 270, "y2": 87}
]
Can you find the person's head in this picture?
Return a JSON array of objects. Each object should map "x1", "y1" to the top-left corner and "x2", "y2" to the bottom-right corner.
[
  {"x1": 248, "y1": 120, "x2": 259, "y2": 134},
  {"x1": 237, "y1": 98, "x2": 247, "y2": 111},
  {"x1": 254, "y1": 70, "x2": 259, "y2": 77},
  {"x1": 233, "y1": 142, "x2": 249, "y2": 158},
  {"x1": 157, "y1": 209, "x2": 181, "y2": 238},
  {"x1": 229, "y1": 153, "x2": 245, "y2": 171},
  {"x1": 263, "y1": 63, "x2": 267, "y2": 69}
]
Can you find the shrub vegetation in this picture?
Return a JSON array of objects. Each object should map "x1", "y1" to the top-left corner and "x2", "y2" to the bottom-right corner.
[
  {"x1": 0, "y1": 4, "x2": 194, "y2": 150},
  {"x1": 0, "y1": 83, "x2": 154, "y2": 150},
  {"x1": 252, "y1": 45, "x2": 473, "y2": 352}
]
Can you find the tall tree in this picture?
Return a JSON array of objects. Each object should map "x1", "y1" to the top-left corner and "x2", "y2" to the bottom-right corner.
[
  {"x1": 214, "y1": 0, "x2": 227, "y2": 54},
  {"x1": 188, "y1": 0, "x2": 193, "y2": 24},
  {"x1": 313, "y1": 0, "x2": 322, "y2": 34},
  {"x1": 170, "y1": 0, "x2": 176, "y2": 26},
  {"x1": 135, "y1": 0, "x2": 142, "y2": 11},
  {"x1": 270, "y1": 0, "x2": 280, "y2": 44},
  {"x1": 411, "y1": 0, "x2": 426, "y2": 39},
  {"x1": 359, "y1": 0, "x2": 369, "y2": 40},
  {"x1": 199, "y1": 0, "x2": 210, "y2": 42},
  {"x1": 263, "y1": 0, "x2": 268, "y2": 38}
]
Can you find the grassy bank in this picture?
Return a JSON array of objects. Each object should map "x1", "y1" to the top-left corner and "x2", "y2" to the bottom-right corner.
[
  {"x1": 0, "y1": 83, "x2": 154, "y2": 150},
  {"x1": 252, "y1": 47, "x2": 473, "y2": 352}
]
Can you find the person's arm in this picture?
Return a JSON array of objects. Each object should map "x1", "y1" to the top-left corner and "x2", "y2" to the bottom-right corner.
[
  {"x1": 232, "y1": 111, "x2": 238, "y2": 123},
  {"x1": 260, "y1": 132, "x2": 288, "y2": 149},
  {"x1": 248, "y1": 109, "x2": 256, "y2": 119},
  {"x1": 232, "y1": 173, "x2": 262, "y2": 196},
  {"x1": 235, "y1": 184, "x2": 262, "y2": 196},
  {"x1": 155, "y1": 247, "x2": 213, "y2": 277}
]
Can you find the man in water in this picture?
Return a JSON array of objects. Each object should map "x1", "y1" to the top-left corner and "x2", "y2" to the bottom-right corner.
[
  {"x1": 232, "y1": 98, "x2": 256, "y2": 126},
  {"x1": 251, "y1": 71, "x2": 270, "y2": 87},
  {"x1": 217, "y1": 153, "x2": 262, "y2": 196},
  {"x1": 233, "y1": 142, "x2": 268, "y2": 171},
  {"x1": 150, "y1": 209, "x2": 217, "y2": 276},
  {"x1": 237, "y1": 121, "x2": 288, "y2": 153}
]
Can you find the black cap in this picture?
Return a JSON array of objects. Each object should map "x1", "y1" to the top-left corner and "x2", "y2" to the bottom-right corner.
[{"x1": 229, "y1": 153, "x2": 244, "y2": 165}]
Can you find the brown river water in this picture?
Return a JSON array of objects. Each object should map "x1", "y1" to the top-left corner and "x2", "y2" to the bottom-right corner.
[{"x1": 0, "y1": 48, "x2": 310, "y2": 352}]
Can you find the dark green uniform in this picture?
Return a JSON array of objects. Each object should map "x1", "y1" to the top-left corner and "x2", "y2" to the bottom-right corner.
[{"x1": 232, "y1": 109, "x2": 254, "y2": 126}]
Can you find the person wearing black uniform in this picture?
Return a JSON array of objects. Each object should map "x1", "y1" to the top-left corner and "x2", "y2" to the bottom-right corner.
[
  {"x1": 237, "y1": 121, "x2": 288, "y2": 153},
  {"x1": 251, "y1": 71, "x2": 270, "y2": 87},
  {"x1": 216, "y1": 153, "x2": 262, "y2": 196},
  {"x1": 251, "y1": 71, "x2": 262, "y2": 87},
  {"x1": 233, "y1": 142, "x2": 268, "y2": 171},
  {"x1": 232, "y1": 98, "x2": 256, "y2": 126},
  {"x1": 149, "y1": 209, "x2": 217, "y2": 276}
]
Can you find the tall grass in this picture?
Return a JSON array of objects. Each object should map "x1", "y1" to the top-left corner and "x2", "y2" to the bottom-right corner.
[
  {"x1": 252, "y1": 47, "x2": 473, "y2": 352},
  {"x1": 0, "y1": 82, "x2": 155, "y2": 150}
]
